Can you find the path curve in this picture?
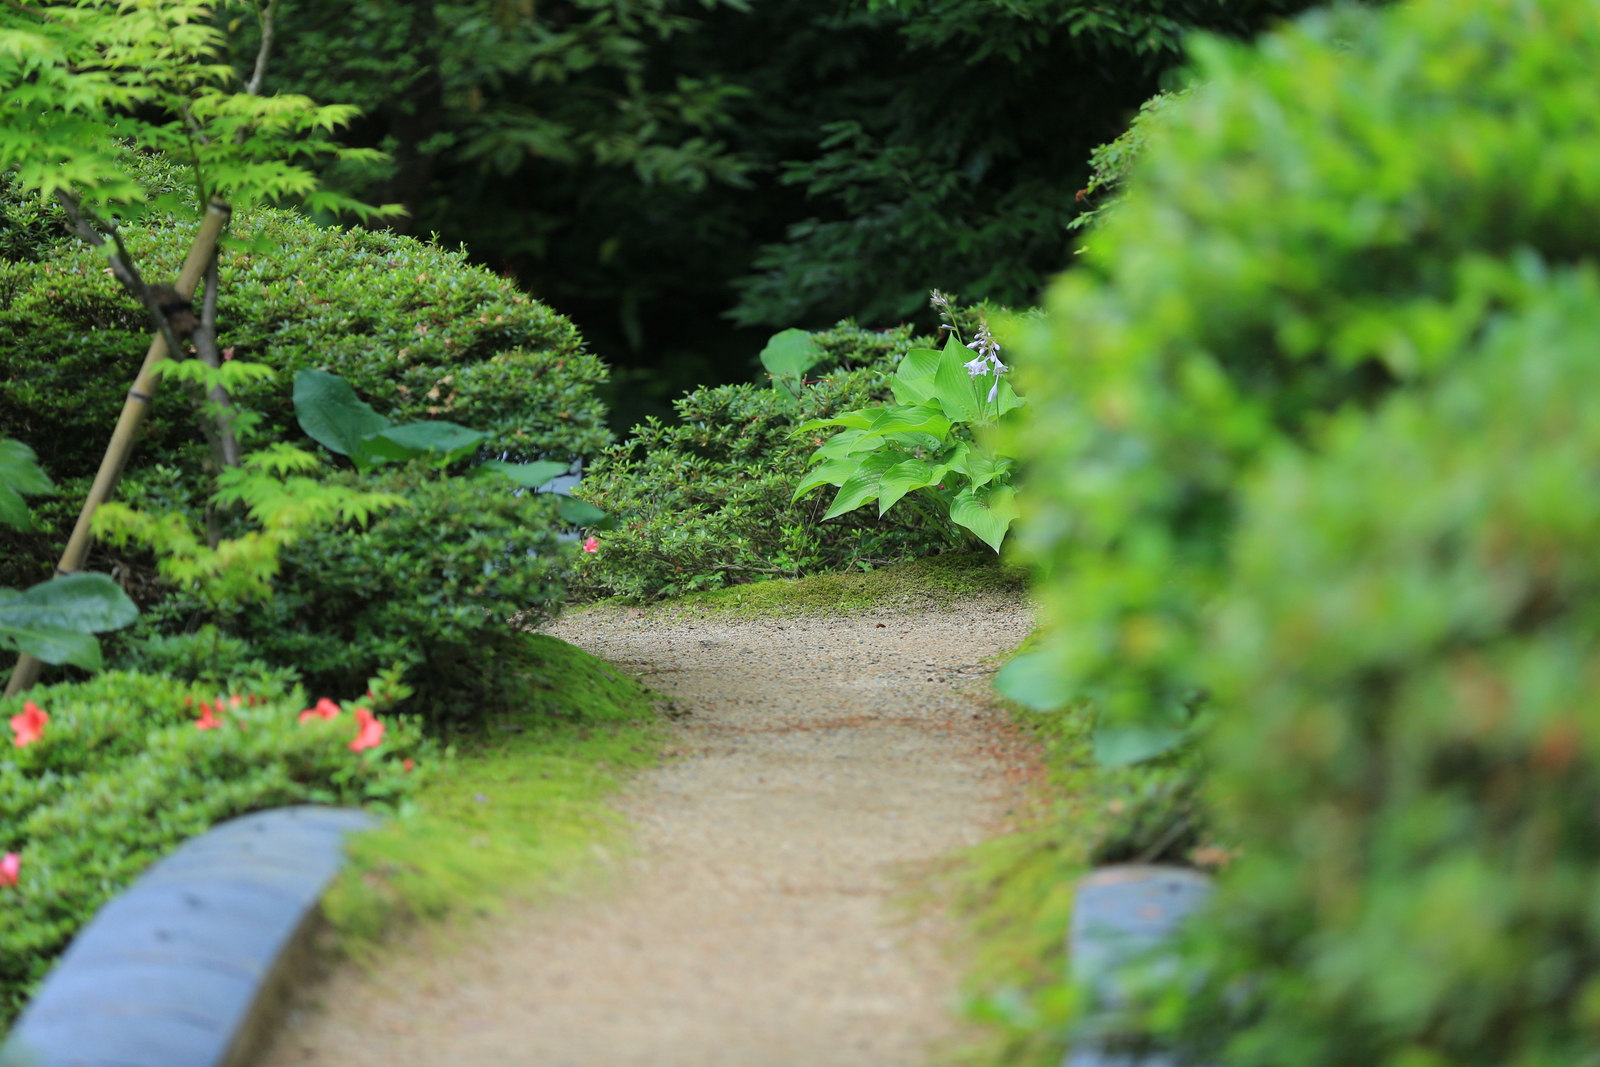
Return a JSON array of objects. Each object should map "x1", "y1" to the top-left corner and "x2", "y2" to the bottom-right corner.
[{"x1": 256, "y1": 595, "x2": 1033, "y2": 1067}]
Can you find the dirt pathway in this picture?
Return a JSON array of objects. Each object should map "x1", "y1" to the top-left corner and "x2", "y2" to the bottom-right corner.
[{"x1": 256, "y1": 594, "x2": 1033, "y2": 1067}]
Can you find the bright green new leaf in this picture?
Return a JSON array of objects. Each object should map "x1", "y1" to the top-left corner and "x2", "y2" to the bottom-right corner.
[
  {"x1": 948, "y1": 483, "x2": 1018, "y2": 551},
  {"x1": 294, "y1": 369, "x2": 391, "y2": 467}
]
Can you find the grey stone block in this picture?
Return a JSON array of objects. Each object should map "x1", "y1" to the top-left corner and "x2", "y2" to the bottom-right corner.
[
  {"x1": 1063, "y1": 865, "x2": 1215, "y2": 1067},
  {"x1": 1, "y1": 805, "x2": 374, "y2": 1067}
]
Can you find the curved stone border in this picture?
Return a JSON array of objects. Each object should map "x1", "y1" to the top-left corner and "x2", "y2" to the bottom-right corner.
[{"x1": 1, "y1": 805, "x2": 374, "y2": 1067}]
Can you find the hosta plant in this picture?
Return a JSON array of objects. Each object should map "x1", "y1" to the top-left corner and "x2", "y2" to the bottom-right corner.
[{"x1": 792, "y1": 308, "x2": 1024, "y2": 552}]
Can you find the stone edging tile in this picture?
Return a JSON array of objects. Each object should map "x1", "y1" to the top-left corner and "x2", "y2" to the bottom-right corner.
[{"x1": 0, "y1": 805, "x2": 374, "y2": 1067}]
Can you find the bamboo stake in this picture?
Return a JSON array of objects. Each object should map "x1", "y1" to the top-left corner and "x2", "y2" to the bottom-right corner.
[{"x1": 5, "y1": 201, "x2": 231, "y2": 698}]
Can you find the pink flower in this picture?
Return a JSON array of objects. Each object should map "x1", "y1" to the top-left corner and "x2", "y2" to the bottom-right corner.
[
  {"x1": 227, "y1": 694, "x2": 243, "y2": 709},
  {"x1": 350, "y1": 708, "x2": 385, "y2": 753},
  {"x1": 196, "y1": 701, "x2": 221, "y2": 730},
  {"x1": 582, "y1": 536, "x2": 599, "y2": 554},
  {"x1": 403, "y1": 758, "x2": 415, "y2": 773},
  {"x1": 298, "y1": 698, "x2": 342, "y2": 724},
  {"x1": 0, "y1": 852, "x2": 18, "y2": 888},
  {"x1": 10, "y1": 702, "x2": 47, "y2": 748}
]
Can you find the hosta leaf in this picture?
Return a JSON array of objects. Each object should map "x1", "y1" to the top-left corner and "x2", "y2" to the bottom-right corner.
[
  {"x1": 822, "y1": 451, "x2": 902, "y2": 520},
  {"x1": 949, "y1": 483, "x2": 1019, "y2": 552},
  {"x1": 857, "y1": 403, "x2": 951, "y2": 442},
  {"x1": 794, "y1": 456, "x2": 861, "y2": 500},
  {"x1": 932, "y1": 335, "x2": 984, "y2": 424},
  {"x1": 877, "y1": 458, "x2": 937, "y2": 515}
]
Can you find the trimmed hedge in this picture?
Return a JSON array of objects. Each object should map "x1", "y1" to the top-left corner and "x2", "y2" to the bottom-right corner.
[{"x1": 0, "y1": 202, "x2": 609, "y2": 484}]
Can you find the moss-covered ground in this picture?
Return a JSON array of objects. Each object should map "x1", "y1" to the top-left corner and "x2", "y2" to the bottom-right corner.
[
  {"x1": 581, "y1": 550, "x2": 1031, "y2": 621},
  {"x1": 324, "y1": 632, "x2": 663, "y2": 945}
]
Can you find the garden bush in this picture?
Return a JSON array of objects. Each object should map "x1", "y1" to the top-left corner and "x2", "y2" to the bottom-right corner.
[
  {"x1": 0, "y1": 669, "x2": 422, "y2": 1026},
  {"x1": 999, "y1": 0, "x2": 1600, "y2": 1062},
  {"x1": 574, "y1": 321, "x2": 964, "y2": 599},
  {"x1": 0, "y1": 193, "x2": 609, "y2": 485},
  {"x1": 228, "y1": 462, "x2": 573, "y2": 728},
  {"x1": 1152, "y1": 272, "x2": 1600, "y2": 1067},
  {"x1": 1005, "y1": 0, "x2": 1600, "y2": 753}
]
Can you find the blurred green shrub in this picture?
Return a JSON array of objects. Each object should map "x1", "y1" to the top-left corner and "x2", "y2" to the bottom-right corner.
[
  {"x1": 1000, "y1": 0, "x2": 1600, "y2": 1062},
  {"x1": 0, "y1": 197, "x2": 609, "y2": 484},
  {"x1": 574, "y1": 322, "x2": 964, "y2": 599},
  {"x1": 1004, "y1": 0, "x2": 1600, "y2": 757},
  {"x1": 1176, "y1": 274, "x2": 1600, "y2": 1066},
  {"x1": 0, "y1": 669, "x2": 422, "y2": 1026},
  {"x1": 231, "y1": 463, "x2": 573, "y2": 728}
]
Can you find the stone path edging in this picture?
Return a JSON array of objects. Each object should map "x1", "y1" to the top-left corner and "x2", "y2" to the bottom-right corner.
[{"x1": 0, "y1": 805, "x2": 374, "y2": 1067}]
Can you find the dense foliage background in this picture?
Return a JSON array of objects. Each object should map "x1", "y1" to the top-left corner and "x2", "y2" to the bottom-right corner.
[{"x1": 237, "y1": 0, "x2": 1333, "y2": 429}]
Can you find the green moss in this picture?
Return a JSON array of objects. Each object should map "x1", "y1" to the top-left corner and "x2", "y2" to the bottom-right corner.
[
  {"x1": 324, "y1": 632, "x2": 662, "y2": 944},
  {"x1": 580, "y1": 551, "x2": 1031, "y2": 622}
]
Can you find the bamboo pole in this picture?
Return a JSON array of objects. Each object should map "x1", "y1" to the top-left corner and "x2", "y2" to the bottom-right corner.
[{"x1": 5, "y1": 201, "x2": 232, "y2": 698}]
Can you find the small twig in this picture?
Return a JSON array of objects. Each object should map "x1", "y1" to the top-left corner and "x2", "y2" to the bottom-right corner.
[
  {"x1": 244, "y1": 0, "x2": 280, "y2": 96},
  {"x1": 53, "y1": 190, "x2": 190, "y2": 371},
  {"x1": 1133, "y1": 814, "x2": 1195, "y2": 866}
]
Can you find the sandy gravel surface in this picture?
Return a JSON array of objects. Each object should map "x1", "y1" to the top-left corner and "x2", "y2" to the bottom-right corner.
[{"x1": 256, "y1": 592, "x2": 1034, "y2": 1067}]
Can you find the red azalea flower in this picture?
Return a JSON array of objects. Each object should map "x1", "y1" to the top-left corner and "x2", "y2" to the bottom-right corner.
[
  {"x1": 349, "y1": 707, "x2": 386, "y2": 752},
  {"x1": 298, "y1": 698, "x2": 342, "y2": 724},
  {"x1": 403, "y1": 758, "x2": 415, "y2": 773},
  {"x1": 10, "y1": 702, "x2": 47, "y2": 748},
  {"x1": 227, "y1": 694, "x2": 243, "y2": 709},
  {"x1": 196, "y1": 702, "x2": 222, "y2": 730},
  {"x1": 0, "y1": 852, "x2": 18, "y2": 888},
  {"x1": 582, "y1": 536, "x2": 599, "y2": 554}
]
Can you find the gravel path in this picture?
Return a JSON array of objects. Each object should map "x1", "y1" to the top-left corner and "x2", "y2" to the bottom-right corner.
[{"x1": 256, "y1": 592, "x2": 1034, "y2": 1067}]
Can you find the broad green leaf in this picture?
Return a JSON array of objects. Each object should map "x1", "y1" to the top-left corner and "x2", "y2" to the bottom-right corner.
[
  {"x1": 366, "y1": 421, "x2": 489, "y2": 466},
  {"x1": 933, "y1": 441, "x2": 973, "y2": 479},
  {"x1": 897, "y1": 348, "x2": 941, "y2": 383},
  {"x1": 794, "y1": 456, "x2": 860, "y2": 500},
  {"x1": 475, "y1": 459, "x2": 570, "y2": 489},
  {"x1": 0, "y1": 438, "x2": 54, "y2": 531},
  {"x1": 0, "y1": 573, "x2": 138, "y2": 634},
  {"x1": 760, "y1": 328, "x2": 822, "y2": 398},
  {"x1": 555, "y1": 495, "x2": 608, "y2": 526},
  {"x1": 994, "y1": 377, "x2": 1026, "y2": 416},
  {"x1": 877, "y1": 458, "x2": 937, "y2": 515},
  {"x1": 812, "y1": 428, "x2": 870, "y2": 461},
  {"x1": 822, "y1": 451, "x2": 902, "y2": 520},
  {"x1": 1092, "y1": 723, "x2": 1190, "y2": 767},
  {"x1": 890, "y1": 376, "x2": 937, "y2": 406},
  {"x1": 879, "y1": 431, "x2": 947, "y2": 453},
  {"x1": 294, "y1": 369, "x2": 391, "y2": 467},
  {"x1": 994, "y1": 651, "x2": 1073, "y2": 712},
  {"x1": 0, "y1": 624, "x2": 103, "y2": 671},
  {"x1": 795, "y1": 412, "x2": 874, "y2": 433},
  {"x1": 857, "y1": 403, "x2": 952, "y2": 442},
  {"x1": 949, "y1": 483, "x2": 1019, "y2": 551},
  {"x1": 932, "y1": 334, "x2": 984, "y2": 424}
]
